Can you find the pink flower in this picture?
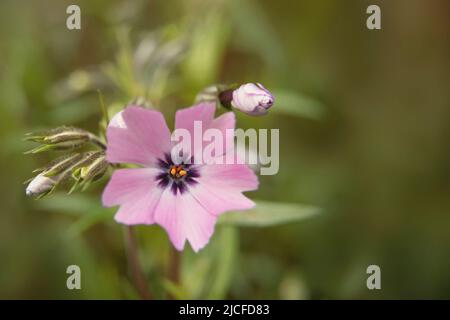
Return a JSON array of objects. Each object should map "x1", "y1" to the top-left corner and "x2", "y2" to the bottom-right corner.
[{"x1": 102, "y1": 103, "x2": 258, "y2": 252}]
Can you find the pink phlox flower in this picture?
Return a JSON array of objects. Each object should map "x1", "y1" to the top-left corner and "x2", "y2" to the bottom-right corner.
[{"x1": 102, "y1": 102, "x2": 258, "y2": 252}]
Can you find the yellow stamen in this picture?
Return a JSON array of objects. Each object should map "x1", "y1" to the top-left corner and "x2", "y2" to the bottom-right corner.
[
  {"x1": 179, "y1": 170, "x2": 187, "y2": 177},
  {"x1": 169, "y1": 165, "x2": 188, "y2": 178}
]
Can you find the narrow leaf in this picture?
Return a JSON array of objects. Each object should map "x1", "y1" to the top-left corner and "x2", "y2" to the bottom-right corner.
[
  {"x1": 206, "y1": 226, "x2": 238, "y2": 299},
  {"x1": 271, "y1": 89, "x2": 325, "y2": 120},
  {"x1": 218, "y1": 200, "x2": 321, "y2": 227}
]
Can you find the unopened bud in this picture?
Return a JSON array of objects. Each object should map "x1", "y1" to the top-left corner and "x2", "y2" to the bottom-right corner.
[
  {"x1": 220, "y1": 83, "x2": 274, "y2": 116},
  {"x1": 25, "y1": 127, "x2": 91, "y2": 153},
  {"x1": 70, "y1": 151, "x2": 108, "y2": 193},
  {"x1": 25, "y1": 173, "x2": 56, "y2": 197},
  {"x1": 26, "y1": 151, "x2": 109, "y2": 197},
  {"x1": 80, "y1": 153, "x2": 108, "y2": 181},
  {"x1": 25, "y1": 153, "x2": 85, "y2": 197},
  {"x1": 35, "y1": 153, "x2": 84, "y2": 176}
]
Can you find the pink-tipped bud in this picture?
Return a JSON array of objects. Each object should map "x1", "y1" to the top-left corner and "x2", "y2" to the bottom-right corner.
[{"x1": 230, "y1": 83, "x2": 274, "y2": 116}]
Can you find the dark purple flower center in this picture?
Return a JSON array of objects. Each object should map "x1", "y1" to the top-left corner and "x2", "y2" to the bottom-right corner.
[{"x1": 156, "y1": 153, "x2": 199, "y2": 195}]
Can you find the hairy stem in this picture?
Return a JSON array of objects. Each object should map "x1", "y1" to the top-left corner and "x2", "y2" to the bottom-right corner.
[{"x1": 125, "y1": 226, "x2": 151, "y2": 300}]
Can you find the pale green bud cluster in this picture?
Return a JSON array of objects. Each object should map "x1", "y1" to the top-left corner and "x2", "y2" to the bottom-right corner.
[
  {"x1": 25, "y1": 126, "x2": 109, "y2": 198},
  {"x1": 70, "y1": 151, "x2": 109, "y2": 193},
  {"x1": 25, "y1": 151, "x2": 109, "y2": 198}
]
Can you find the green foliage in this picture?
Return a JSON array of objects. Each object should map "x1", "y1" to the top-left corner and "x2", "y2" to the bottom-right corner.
[
  {"x1": 219, "y1": 201, "x2": 320, "y2": 227},
  {"x1": 182, "y1": 11, "x2": 231, "y2": 89},
  {"x1": 271, "y1": 90, "x2": 325, "y2": 120},
  {"x1": 181, "y1": 226, "x2": 239, "y2": 299}
]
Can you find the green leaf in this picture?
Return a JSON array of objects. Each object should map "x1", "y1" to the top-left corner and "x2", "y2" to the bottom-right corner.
[
  {"x1": 180, "y1": 225, "x2": 239, "y2": 299},
  {"x1": 36, "y1": 193, "x2": 115, "y2": 234},
  {"x1": 229, "y1": 0, "x2": 284, "y2": 68},
  {"x1": 161, "y1": 279, "x2": 189, "y2": 300},
  {"x1": 68, "y1": 209, "x2": 114, "y2": 236},
  {"x1": 206, "y1": 226, "x2": 238, "y2": 299},
  {"x1": 271, "y1": 89, "x2": 325, "y2": 120},
  {"x1": 182, "y1": 12, "x2": 231, "y2": 88},
  {"x1": 218, "y1": 200, "x2": 321, "y2": 227}
]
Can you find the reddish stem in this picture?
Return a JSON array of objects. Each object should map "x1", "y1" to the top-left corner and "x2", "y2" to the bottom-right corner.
[{"x1": 125, "y1": 226, "x2": 151, "y2": 300}]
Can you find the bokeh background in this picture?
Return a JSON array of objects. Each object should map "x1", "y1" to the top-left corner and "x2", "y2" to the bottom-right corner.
[{"x1": 1, "y1": 0, "x2": 450, "y2": 299}]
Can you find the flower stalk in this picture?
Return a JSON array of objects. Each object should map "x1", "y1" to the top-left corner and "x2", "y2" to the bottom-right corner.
[
  {"x1": 169, "y1": 246, "x2": 181, "y2": 285},
  {"x1": 125, "y1": 226, "x2": 152, "y2": 300}
]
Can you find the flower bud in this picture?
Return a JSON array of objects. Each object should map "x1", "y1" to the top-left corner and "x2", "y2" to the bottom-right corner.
[
  {"x1": 26, "y1": 151, "x2": 109, "y2": 197},
  {"x1": 222, "y1": 83, "x2": 274, "y2": 116},
  {"x1": 79, "y1": 152, "x2": 108, "y2": 181},
  {"x1": 25, "y1": 127, "x2": 91, "y2": 153},
  {"x1": 70, "y1": 151, "x2": 108, "y2": 193},
  {"x1": 25, "y1": 153, "x2": 84, "y2": 197},
  {"x1": 25, "y1": 173, "x2": 56, "y2": 197},
  {"x1": 34, "y1": 153, "x2": 84, "y2": 176}
]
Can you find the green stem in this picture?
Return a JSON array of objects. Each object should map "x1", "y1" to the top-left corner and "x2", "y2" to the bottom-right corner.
[
  {"x1": 168, "y1": 246, "x2": 181, "y2": 299},
  {"x1": 125, "y1": 226, "x2": 152, "y2": 300}
]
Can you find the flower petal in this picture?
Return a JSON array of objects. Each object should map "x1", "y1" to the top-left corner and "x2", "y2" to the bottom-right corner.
[
  {"x1": 174, "y1": 103, "x2": 235, "y2": 162},
  {"x1": 102, "y1": 168, "x2": 162, "y2": 224},
  {"x1": 208, "y1": 112, "x2": 235, "y2": 157},
  {"x1": 106, "y1": 106, "x2": 172, "y2": 166},
  {"x1": 154, "y1": 189, "x2": 216, "y2": 252},
  {"x1": 199, "y1": 161, "x2": 259, "y2": 192},
  {"x1": 188, "y1": 182, "x2": 255, "y2": 216},
  {"x1": 109, "y1": 110, "x2": 126, "y2": 128},
  {"x1": 175, "y1": 102, "x2": 216, "y2": 134},
  {"x1": 152, "y1": 189, "x2": 183, "y2": 249},
  {"x1": 189, "y1": 162, "x2": 258, "y2": 215}
]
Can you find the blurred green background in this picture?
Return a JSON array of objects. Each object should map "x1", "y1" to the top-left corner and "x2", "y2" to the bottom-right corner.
[{"x1": 1, "y1": 0, "x2": 450, "y2": 299}]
